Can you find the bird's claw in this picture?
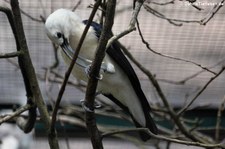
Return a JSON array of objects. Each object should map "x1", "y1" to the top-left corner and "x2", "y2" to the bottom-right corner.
[
  {"x1": 84, "y1": 65, "x2": 103, "y2": 80},
  {"x1": 80, "y1": 99, "x2": 102, "y2": 113}
]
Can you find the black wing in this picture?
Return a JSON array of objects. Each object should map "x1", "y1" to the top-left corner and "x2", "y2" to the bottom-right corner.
[
  {"x1": 82, "y1": 20, "x2": 151, "y2": 111},
  {"x1": 83, "y1": 20, "x2": 158, "y2": 137}
]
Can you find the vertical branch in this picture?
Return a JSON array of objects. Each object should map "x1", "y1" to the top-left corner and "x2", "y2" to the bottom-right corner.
[
  {"x1": 50, "y1": 0, "x2": 102, "y2": 135},
  {"x1": 84, "y1": 0, "x2": 116, "y2": 149},
  {"x1": 9, "y1": 0, "x2": 59, "y2": 148},
  {"x1": 215, "y1": 95, "x2": 225, "y2": 142}
]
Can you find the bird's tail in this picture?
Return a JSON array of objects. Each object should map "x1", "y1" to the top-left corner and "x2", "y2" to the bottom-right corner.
[{"x1": 103, "y1": 93, "x2": 158, "y2": 141}]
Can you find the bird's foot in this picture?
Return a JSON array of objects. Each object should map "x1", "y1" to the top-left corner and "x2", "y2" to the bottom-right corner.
[
  {"x1": 80, "y1": 99, "x2": 101, "y2": 113},
  {"x1": 84, "y1": 65, "x2": 103, "y2": 80}
]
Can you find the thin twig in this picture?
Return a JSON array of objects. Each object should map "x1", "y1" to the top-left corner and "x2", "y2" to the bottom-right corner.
[
  {"x1": 118, "y1": 42, "x2": 210, "y2": 143},
  {"x1": 0, "y1": 104, "x2": 32, "y2": 124},
  {"x1": 157, "y1": 58, "x2": 225, "y2": 85},
  {"x1": 136, "y1": 19, "x2": 217, "y2": 75},
  {"x1": 0, "y1": 51, "x2": 22, "y2": 58},
  {"x1": 200, "y1": 0, "x2": 225, "y2": 25},
  {"x1": 20, "y1": 8, "x2": 43, "y2": 22},
  {"x1": 178, "y1": 66, "x2": 225, "y2": 116},
  {"x1": 144, "y1": 1, "x2": 224, "y2": 26},
  {"x1": 3, "y1": 0, "x2": 43, "y2": 22},
  {"x1": 149, "y1": 0, "x2": 175, "y2": 5},
  {"x1": 72, "y1": 0, "x2": 82, "y2": 11},
  {"x1": 143, "y1": 4, "x2": 184, "y2": 26},
  {"x1": 102, "y1": 128, "x2": 225, "y2": 148},
  {"x1": 106, "y1": 0, "x2": 144, "y2": 49}
]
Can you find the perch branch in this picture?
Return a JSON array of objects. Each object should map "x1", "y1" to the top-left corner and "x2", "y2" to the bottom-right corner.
[
  {"x1": 50, "y1": 0, "x2": 101, "y2": 135},
  {"x1": 83, "y1": 0, "x2": 116, "y2": 148}
]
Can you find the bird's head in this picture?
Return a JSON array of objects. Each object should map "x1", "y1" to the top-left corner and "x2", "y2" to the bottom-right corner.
[{"x1": 45, "y1": 9, "x2": 82, "y2": 53}]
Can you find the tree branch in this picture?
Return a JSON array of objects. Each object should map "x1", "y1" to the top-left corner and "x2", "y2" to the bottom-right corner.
[
  {"x1": 103, "y1": 128, "x2": 225, "y2": 148},
  {"x1": 118, "y1": 42, "x2": 211, "y2": 143},
  {"x1": 0, "y1": 6, "x2": 20, "y2": 48},
  {"x1": 0, "y1": 51, "x2": 22, "y2": 58},
  {"x1": 144, "y1": 1, "x2": 224, "y2": 26},
  {"x1": 50, "y1": 0, "x2": 102, "y2": 140},
  {"x1": 200, "y1": 0, "x2": 225, "y2": 25},
  {"x1": 178, "y1": 66, "x2": 225, "y2": 116},
  {"x1": 83, "y1": 0, "x2": 116, "y2": 148},
  {"x1": 0, "y1": 104, "x2": 32, "y2": 124},
  {"x1": 157, "y1": 58, "x2": 225, "y2": 85},
  {"x1": 136, "y1": 19, "x2": 217, "y2": 75},
  {"x1": 106, "y1": 0, "x2": 144, "y2": 49},
  {"x1": 9, "y1": 0, "x2": 59, "y2": 148}
]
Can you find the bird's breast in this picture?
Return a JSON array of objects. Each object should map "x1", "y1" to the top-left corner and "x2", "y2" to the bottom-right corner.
[
  {"x1": 60, "y1": 47, "x2": 114, "y2": 83},
  {"x1": 70, "y1": 32, "x2": 98, "y2": 60}
]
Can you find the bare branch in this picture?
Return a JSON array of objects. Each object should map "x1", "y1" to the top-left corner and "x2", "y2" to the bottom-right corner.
[
  {"x1": 83, "y1": 0, "x2": 116, "y2": 148},
  {"x1": 3, "y1": 0, "x2": 43, "y2": 22},
  {"x1": 20, "y1": 8, "x2": 43, "y2": 22},
  {"x1": 118, "y1": 42, "x2": 211, "y2": 143},
  {"x1": 200, "y1": 0, "x2": 225, "y2": 25},
  {"x1": 143, "y1": 4, "x2": 184, "y2": 26},
  {"x1": 72, "y1": 0, "x2": 82, "y2": 11},
  {"x1": 148, "y1": 0, "x2": 175, "y2": 6},
  {"x1": 157, "y1": 58, "x2": 225, "y2": 85},
  {"x1": 0, "y1": 6, "x2": 19, "y2": 48},
  {"x1": 106, "y1": 0, "x2": 144, "y2": 49},
  {"x1": 144, "y1": 0, "x2": 224, "y2": 25},
  {"x1": 0, "y1": 51, "x2": 22, "y2": 58},
  {"x1": 178, "y1": 67, "x2": 225, "y2": 116},
  {"x1": 9, "y1": 0, "x2": 59, "y2": 148},
  {"x1": 136, "y1": 19, "x2": 217, "y2": 75},
  {"x1": 103, "y1": 128, "x2": 225, "y2": 148},
  {"x1": 0, "y1": 104, "x2": 32, "y2": 124},
  {"x1": 50, "y1": 0, "x2": 101, "y2": 137}
]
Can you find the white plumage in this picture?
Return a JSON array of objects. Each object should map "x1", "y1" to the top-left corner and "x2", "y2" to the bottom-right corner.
[{"x1": 45, "y1": 9, "x2": 157, "y2": 141}]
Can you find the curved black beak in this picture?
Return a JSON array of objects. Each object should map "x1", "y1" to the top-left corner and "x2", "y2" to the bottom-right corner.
[{"x1": 60, "y1": 38, "x2": 74, "y2": 60}]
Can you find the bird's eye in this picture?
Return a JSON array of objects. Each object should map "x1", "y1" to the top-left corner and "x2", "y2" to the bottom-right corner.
[{"x1": 56, "y1": 32, "x2": 62, "y2": 38}]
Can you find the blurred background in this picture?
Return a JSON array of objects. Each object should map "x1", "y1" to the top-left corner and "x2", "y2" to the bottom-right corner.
[{"x1": 0, "y1": 0, "x2": 225, "y2": 148}]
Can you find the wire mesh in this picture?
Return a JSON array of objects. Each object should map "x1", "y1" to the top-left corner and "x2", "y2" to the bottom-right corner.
[{"x1": 0, "y1": 0, "x2": 225, "y2": 148}]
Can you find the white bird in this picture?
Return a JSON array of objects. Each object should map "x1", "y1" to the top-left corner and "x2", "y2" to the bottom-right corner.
[{"x1": 45, "y1": 9, "x2": 157, "y2": 141}]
